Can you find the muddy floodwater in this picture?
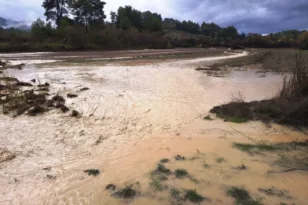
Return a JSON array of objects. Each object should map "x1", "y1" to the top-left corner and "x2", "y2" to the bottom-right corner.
[{"x1": 0, "y1": 49, "x2": 308, "y2": 205}]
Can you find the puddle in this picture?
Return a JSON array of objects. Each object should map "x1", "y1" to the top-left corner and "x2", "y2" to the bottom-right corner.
[{"x1": 0, "y1": 51, "x2": 307, "y2": 205}]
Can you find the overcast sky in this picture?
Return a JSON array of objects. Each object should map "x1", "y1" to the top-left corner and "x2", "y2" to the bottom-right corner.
[{"x1": 0, "y1": 0, "x2": 307, "y2": 33}]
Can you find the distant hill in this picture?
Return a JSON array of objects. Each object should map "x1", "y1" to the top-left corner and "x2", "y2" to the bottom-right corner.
[{"x1": 0, "y1": 17, "x2": 31, "y2": 30}]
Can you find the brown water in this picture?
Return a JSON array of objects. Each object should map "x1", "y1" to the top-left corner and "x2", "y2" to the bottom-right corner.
[{"x1": 1, "y1": 51, "x2": 308, "y2": 205}]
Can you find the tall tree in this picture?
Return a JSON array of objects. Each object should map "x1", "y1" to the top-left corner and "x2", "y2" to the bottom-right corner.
[
  {"x1": 110, "y1": 11, "x2": 117, "y2": 24},
  {"x1": 72, "y1": 0, "x2": 106, "y2": 28},
  {"x1": 42, "y1": 0, "x2": 70, "y2": 26}
]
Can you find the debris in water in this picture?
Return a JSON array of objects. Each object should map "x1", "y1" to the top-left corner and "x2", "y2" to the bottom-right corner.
[
  {"x1": 67, "y1": 93, "x2": 78, "y2": 98},
  {"x1": 84, "y1": 169, "x2": 100, "y2": 176},
  {"x1": 106, "y1": 184, "x2": 116, "y2": 191},
  {"x1": 46, "y1": 174, "x2": 57, "y2": 180},
  {"x1": 0, "y1": 148, "x2": 15, "y2": 162},
  {"x1": 80, "y1": 87, "x2": 90, "y2": 91},
  {"x1": 16, "y1": 81, "x2": 33, "y2": 87},
  {"x1": 174, "y1": 155, "x2": 185, "y2": 160}
]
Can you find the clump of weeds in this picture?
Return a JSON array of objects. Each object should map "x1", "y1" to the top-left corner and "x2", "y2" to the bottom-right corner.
[
  {"x1": 160, "y1": 158, "x2": 169, "y2": 163},
  {"x1": 184, "y1": 189, "x2": 205, "y2": 203},
  {"x1": 258, "y1": 187, "x2": 292, "y2": 199},
  {"x1": 227, "y1": 186, "x2": 263, "y2": 205},
  {"x1": 174, "y1": 155, "x2": 185, "y2": 160},
  {"x1": 84, "y1": 169, "x2": 100, "y2": 176},
  {"x1": 174, "y1": 169, "x2": 188, "y2": 178},
  {"x1": 113, "y1": 185, "x2": 136, "y2": 198},
  {"x1": 216, "y1": 157, "x2": 226, "y2": 163}
]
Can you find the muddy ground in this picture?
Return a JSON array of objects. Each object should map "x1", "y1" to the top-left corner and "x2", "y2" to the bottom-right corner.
[{"x1": 0, "y1": 48, "x2": 307, "y2": 205}]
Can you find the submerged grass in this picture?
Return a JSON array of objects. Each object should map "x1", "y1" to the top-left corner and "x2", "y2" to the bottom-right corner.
[
  {"x1": 227, "y1": 186, "x2": 263, "y2": 205},
  {"x1": 174, "y1": 169, "x2": 188, "y2": 178},
  {"x1": 216, "y1": 157, "x2": 226, "y2": 163},
  {"x1": 233, "y1": 140, "x2": 308, "y2": 154},
  {"x1": 149, "y1": 179, "x2": 165, "y2": 191},
  {"x1": 160, "y1": 158, "x2": 169, "y2": 163},
  {"x1": 184, "y1": 189, "x2": 204, "y2": 203},
  {"x1": 204, "y1": 115, "x2": 213, "y2": 121}
]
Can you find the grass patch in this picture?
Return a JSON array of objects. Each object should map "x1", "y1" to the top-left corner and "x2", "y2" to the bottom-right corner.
[
  {"x1": 184, "y1": 189, "x2": 204, "y2": 203},
  {"x1": 233, "y1": 143, "x2": 280, "y2": 154},
  {"x1": 216, "y1": 157, "x2": 226, "y2": 163},
  {"x1": 203, "y1": 163, "x2": 210, "y2": 168},
  {"x1": 170, "y1": 188, "x2": 180, "y2": 198},
  {"x1": 113, "y1": 185, "x2": 136, "y2": 198},
  {"x1": 258, "y1": 187, "x2": 291, "y2": 199},
  {"x1": 233, "y1": 141, "x2": 308, "y2": 154},
  {"x1": 273, "y1": 153, "x2": 308, "y2": 172},
  {"x1": 160, "y1": 158, "x2": 169, "y2": 163},
  {"x1": 233, "y1": 164, "x2": 247, "y2": 170},
  {"x1": 155, "y1": 164, "x2": 171, "y2": 174},
  {"x1": 174, "y1": 169, "x2": 188, "y2": 178},
  {"x1": 227, "y1": 186, "x2": 263, "y2": 205},
  {"x1": 149, "y1": 179, "x2": 165, "y2": 191}
]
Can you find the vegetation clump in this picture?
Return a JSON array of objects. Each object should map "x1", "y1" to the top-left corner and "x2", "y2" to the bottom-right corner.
[
  {"x1": 67, "y1": 93, "x2": 78, "y2": 98},
  {"x1": 113, "y1": 185, "x2": 136, "y2": 198},
  {"x1": 155, "y1": 164, "x2": 171, "y2": 174},
  {"x1": 174, "y1": 155, "x2": 185, "y2": 160},
  {"x1": 160, "y1": 158, "x2": 169, "y2": 163},
  {"x1": 71, "y1": 110, "x2": 80, "y2": 117},
  {"x1": 174, "y1": 169, "x2": 188, "y2": 178},
  {"x1": 105, "y1": 184, "x2": 116, "y2": 191},
  {"x1": 84, "y1": 169, "x2": 100, "y2": 176},
  {"x1": 216, "y1": 157, "x2": 226, "y2": 163},
  {"x1": 258, "y1": 187, "x2": 291, "y2": 199},
  {"x1": 233, "y1": 140, "x2": 308, "y2": 155},
  {"x1": 227, "y1": 186, "x2": 263, "y2": 205},
  {"x1": 52, "y1": 95, "x2": 65, "y2": 103},
  {"x1": 184, "y1": 189, "x2": 204, "y2": 203},
  {"x1": 203, "y1": 115, "x2": 213, "y2": 120},
  {"x1": 27, "y1": 105, "x2": 46, "y2": 116},
  {"x1": 233, "y1": 164, "x2": 247, "y2": 170}
]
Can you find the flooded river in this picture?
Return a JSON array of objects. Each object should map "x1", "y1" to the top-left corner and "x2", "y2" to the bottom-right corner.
[{"x1": 0, "y1": 50, "x2": 307, "y2": 205}]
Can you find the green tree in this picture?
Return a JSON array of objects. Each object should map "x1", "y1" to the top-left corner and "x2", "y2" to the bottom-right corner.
[
  {"x1": 221, "y1": 26, "x2": 238, "y2": 40},
  {"x1": 110, "y1": 11, "x2": 117, "y2": 24},
  {"x1": 31, "y1": 18, "x2": 54, "y2": 40},
  {"x1": 142, "y1": 11, "x2": 162, "y2": 32},
  {"x1": 116, "y1": 6, "x2": 142, "y2": 30},
  {"x1": 42, "y1": 0, "x2": 70, "y2": 26},
  {"x1": 72, "y1": 0, "x2": 106, "y2": 28}
]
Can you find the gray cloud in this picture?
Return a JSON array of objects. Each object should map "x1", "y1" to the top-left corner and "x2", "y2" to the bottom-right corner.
[{"x1": 0, "y1": 0, "x2": 307, "y2": 33}]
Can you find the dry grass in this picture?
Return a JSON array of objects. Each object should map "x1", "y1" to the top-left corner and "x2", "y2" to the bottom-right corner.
[{"x1": 279, "y1": 53, "x2": 308, "y2": 99}]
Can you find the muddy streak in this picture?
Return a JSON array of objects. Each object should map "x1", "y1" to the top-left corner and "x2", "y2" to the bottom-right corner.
[{"x1": 1, "y1": 51, "x2": 308, "y2": 205}]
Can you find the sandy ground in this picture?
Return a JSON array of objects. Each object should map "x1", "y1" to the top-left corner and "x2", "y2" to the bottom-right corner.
[{"x1": 0, "y1": 50, "x2": 308, "y2": 205}]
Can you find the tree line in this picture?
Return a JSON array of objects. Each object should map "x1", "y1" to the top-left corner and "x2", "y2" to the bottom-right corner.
[{"x1": 0, "y1": 0, "x2": 308, "y2": 52}]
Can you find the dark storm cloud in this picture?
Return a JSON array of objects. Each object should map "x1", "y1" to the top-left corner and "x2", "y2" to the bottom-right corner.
[
  {"x1": 0, "y1": 0, "x2": 307, "y2": 33},
  {"x1": 178, "y1": 0, "x2": 308, "y2": 33}
]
